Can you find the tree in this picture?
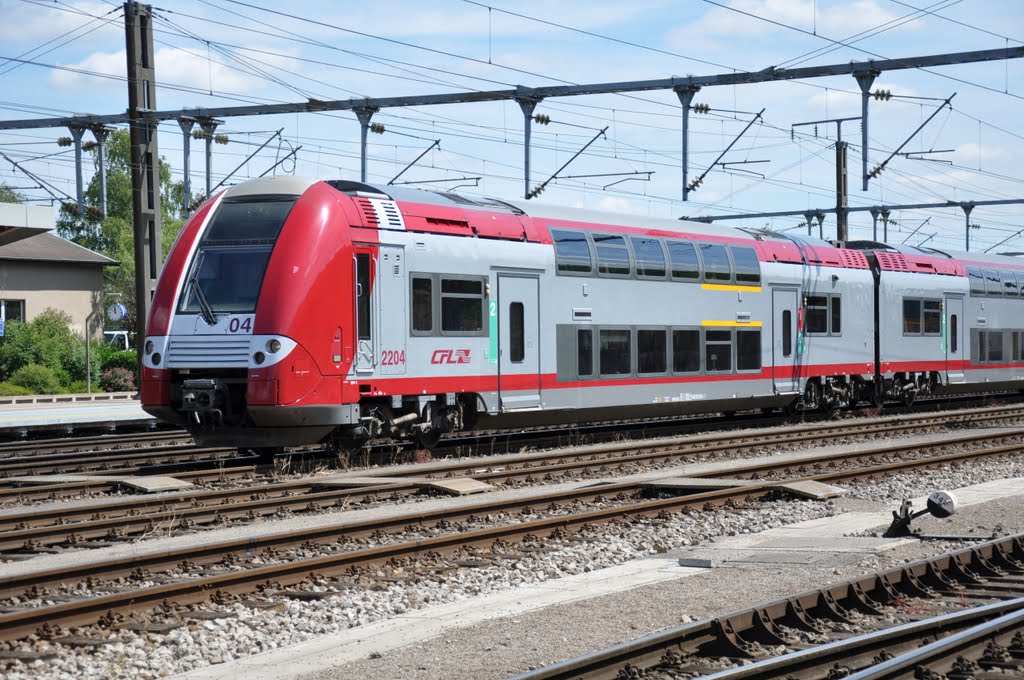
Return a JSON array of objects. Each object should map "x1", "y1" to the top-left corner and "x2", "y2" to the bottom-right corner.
[
  {"x1": 56, "y1": 129, "x2": 191, "y2": 334},
  {"x1": 0, "y1": 184, "x2": 26, "y2": 203}
]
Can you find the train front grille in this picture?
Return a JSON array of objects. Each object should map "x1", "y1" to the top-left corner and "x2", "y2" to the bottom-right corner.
[{"x1": 166, "y1": 336, "x2": 250, "y2": 368}]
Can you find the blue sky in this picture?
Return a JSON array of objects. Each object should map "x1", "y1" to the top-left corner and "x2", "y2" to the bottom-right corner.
[{"x1": 0, "y1": 0, "x2": 1022, "y2": 253}]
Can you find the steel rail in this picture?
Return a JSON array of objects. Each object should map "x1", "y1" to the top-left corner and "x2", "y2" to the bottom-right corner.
[
  {"x1": 509, "y1": 535, "x2": 1024, "y2": 680},
  {"x1": 0, "y1": 430, "x2": 189, "y2": 457},
  {"x1": 2, "y1": 418, "x2": 1021, "y2": 550},
  {"x1": 0, "y1": 441, "x2": 1020, "y2": 639}
]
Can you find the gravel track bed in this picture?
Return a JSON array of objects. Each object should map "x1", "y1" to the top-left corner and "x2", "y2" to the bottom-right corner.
[{"x1": 5, "y1": 449, "x2": 1024, "y2": 679}]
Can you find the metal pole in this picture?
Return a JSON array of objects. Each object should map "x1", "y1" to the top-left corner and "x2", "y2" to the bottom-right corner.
[
  {"x1": 804, "y1": 211, "x2": 815, "y2": 236},
  {"x1": 124, "y1": 1, "x2": 162, "y2": 355},
  {"x1": 881, "y1": 208, "x2": 890, "y2": 242},
  {"x1": 91, "y1": 127, "x2": 110, "y2": 218},
  {"x1": 836, "y1": 141, "x2": 848, "y2": 242},
  {"x1": 69, "y1": 125, "x2": 85, "y2": 215},
  {"x1": 178, "y1": 118, "x2": 194, "y2": 215},
  {"x1": 675, "y1": 85, "x2": 700, "y2": 202},
  {"x1": 516, "y1": 95, "x2": 540, "y2": 200},
  {"x1": 354, "y1": 106, "x2": 378, "y2": 183},
  {"x1": 963, "y1": 203, "x2": 975, "y2": 251},
  {"x1": 854, "y1": 70, "x2": 878, "y2": 191},
  {"x1": 200, "y1": 120, "x2": 219, "y2": 194}
]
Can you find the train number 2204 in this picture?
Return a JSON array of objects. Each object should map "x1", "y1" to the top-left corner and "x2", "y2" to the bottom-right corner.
[{"x1": 381, "y1": 350, "x2": 406, "y2": 366}]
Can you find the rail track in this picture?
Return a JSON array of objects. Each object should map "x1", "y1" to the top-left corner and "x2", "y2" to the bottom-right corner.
[
  {"x1": 512, "y1": 534, "x2": 1024, "y2": 679},
  {"x1": 0, "y1": 405, "x2": 1021, "y2": 553},
  {"x1": 0, "y1": 431, "x2": 1017, "y2": 643}
]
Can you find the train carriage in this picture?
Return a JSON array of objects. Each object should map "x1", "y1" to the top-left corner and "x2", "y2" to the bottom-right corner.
[{"x1": 140, "y1": 176, "x2": 1024, "y2": 449}]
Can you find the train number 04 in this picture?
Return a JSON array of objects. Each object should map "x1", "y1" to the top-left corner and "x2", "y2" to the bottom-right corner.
[
  {"x1": 381, "y1": 350, "x2": 406, "y2": 366},
  {"x1": 227, "y1": 317, "x2": 253, "y2": 333}
]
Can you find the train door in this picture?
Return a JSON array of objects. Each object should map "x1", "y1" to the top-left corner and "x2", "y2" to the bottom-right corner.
[
  {"x1": 945, "y1": 294, "x2": 964, "y2": 384},
  {"x1": 353, "y1": 249, "x2": 375, "y2": 374},
  {"x1": 498, "y1": 274, "x2": 541, "y2": 410},
  {"x1": 771, "y1": 288, "x2": 799, "y2": 394},
  {"x1": 376, "y1": 246, "x2": 406, "y2": 375}
]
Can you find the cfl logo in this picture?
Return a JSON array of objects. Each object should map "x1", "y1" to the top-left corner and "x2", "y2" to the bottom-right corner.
[{"x1": 431, "y1": 349, "x2": 471, "y2": 365}]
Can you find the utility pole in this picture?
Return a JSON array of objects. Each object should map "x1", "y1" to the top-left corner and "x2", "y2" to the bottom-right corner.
[
  {"x1": 792, "y1": 117, "x2": 858, "y2": 242},
  {"x1": 125, "y1": 1, "x2": 161, "y2": 350}
]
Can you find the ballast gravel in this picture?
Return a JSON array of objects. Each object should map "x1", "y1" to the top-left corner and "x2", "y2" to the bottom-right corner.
[{"x1": 3, "y1": 447, "x2": 1024, "y2": 679}]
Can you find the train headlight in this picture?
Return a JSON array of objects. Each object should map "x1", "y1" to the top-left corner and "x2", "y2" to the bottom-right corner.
[
  {"x1": 267, "y1": 339, "x2": 282, "y2": 354},
  {"x1": 151, "y1": 352, "x2": 161, "y2": 366},
  {"x1": 145, "y1": 340, "x2": 154, "y2": 355},
  {"x1": 253, "y1": 351, "x2": 266, "y2": 365}
]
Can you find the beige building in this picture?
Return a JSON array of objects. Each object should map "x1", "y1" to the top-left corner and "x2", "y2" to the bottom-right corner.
[{"x1": 0, "y1": 232, "x2": 115, "y2": 337}]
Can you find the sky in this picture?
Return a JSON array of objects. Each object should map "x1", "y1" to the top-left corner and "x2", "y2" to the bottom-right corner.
[{"x1": 0, "y1": 0, "x2": 1022, "y2": 253}]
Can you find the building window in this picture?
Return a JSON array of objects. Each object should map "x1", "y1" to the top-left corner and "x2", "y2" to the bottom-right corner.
[
  {"x1": 630, "y1": 237, "x2": 666, "y2": 278},
  {"x1": 637, "y1": 329, "x2": 667, "y2": 374},
  {"x1": 411, "y1": 277, "x2": 432, "y2": 333},
  {"x1": 806, "y1": 295, "x2": 841, "y2": 335},
  {"x1": 599, "y1": 329, "x2": 631, "y2": 375},
  {"x1": 594, "y1": 233, "x2": 631, "y2": 277},
  {"x1": 0, "y1": 299, "x2": 25, "y2": 325},
  {"x1": 509, "y1": 302, "x2": 524, "y2": 363},
  {"x1": 736, "y1": 330, "x2": 761, "y2": 371},
  {"x1": 672, "y1": 329, "x2": 700, "y2": 373},
  {"x1": 552, "y1": 229, "x2": 592, "y2": 274},
  {"x1": 699, "y1": 244, "x2": 731, "y2": 282},
  {"x1": 577, "y1": 328, "x2": 593, "y2": 377},
  {"x1": 440, "y1": 277, "x2": 485, "y2": 335},
  {"x1": 705, "y1": 329, "x2": 732, "y2": 372},
  {"x1": 731, "y1": 247, "x2": 760, "y2": 285},
  {"x1": 667, "y1": 241, "x2": 700, "y2": 281}
]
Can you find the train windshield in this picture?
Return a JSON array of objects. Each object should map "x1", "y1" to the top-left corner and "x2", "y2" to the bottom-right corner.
[{"x1": 178, "y1": 197, "x2": 296, "y2": 316}]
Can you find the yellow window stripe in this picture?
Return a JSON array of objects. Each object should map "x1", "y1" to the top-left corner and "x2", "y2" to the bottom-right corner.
[
  {"x1": 701, "y1": 283, "x2": 763, "y2": 293},
  {"x1": 701, "y1": 320, "x2": 763, "y2": 327}
]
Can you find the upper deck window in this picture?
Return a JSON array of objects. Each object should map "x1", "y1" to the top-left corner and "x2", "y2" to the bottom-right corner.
[
  {"x1": 730, "y1": 247, "x2": 760, "y2": 285},
  {"x1": 667, "y1": 241, "x2": 700, "y2": 281},
  {"x1": 594, "y1": 233, "x2": 631, "y2": 277},
  {"x1": 699, "y1": 244, "x2": 731, "y2": 283},
  {"x1": 551, "y1": 229, "x2": 592, "y2": 274},
  {"x1": 630, "y1": 237, "x2": 666, "y2": 278}
]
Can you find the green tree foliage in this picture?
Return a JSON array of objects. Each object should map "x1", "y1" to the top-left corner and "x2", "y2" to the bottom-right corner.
[
  {"x1": 0, "y1": 184, "x2": 26, "y2": 203},
  {"x1": 10, "y1": 364, "x2": 62, "y2": 395},
  {"x1": 56, "y1": 129, "x2": 192, "y2": 334}
]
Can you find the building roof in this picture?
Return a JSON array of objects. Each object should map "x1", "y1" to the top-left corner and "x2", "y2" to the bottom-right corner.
[{"x1": 0, "y1": 231, "x2": 116, "y2": 266}]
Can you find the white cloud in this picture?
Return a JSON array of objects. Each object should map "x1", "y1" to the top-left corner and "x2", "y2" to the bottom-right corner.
[
  {"x1": 954, "y1": 142, "x2": 1010, "y2": 165},
  {"x1": 0, "y1": 1, "x2": 118, "y2": 44},
  {"x1": 804, "y1": 81, "x2": 917, "y2": 116},
  {"x1": 48, "y1": 45, "x2": 304, "y2": 95}
]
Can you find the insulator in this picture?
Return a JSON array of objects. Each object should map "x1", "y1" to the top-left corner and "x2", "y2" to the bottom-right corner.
[
  {"x1": 192, "y1": 130, "x2": 208, "y2": 140},
  {"x1": 82, "y1": 141, "x2": 98, "y2": 152},
  {"x1": 369, "y1": 122, "x2": 386, "y2": 134},
  {"x1": 85, "y1": 206, "x2": 104, "y2": 221},
  {"x1": 214, "y1": 134, "x2": 229, "y2": 145},
  {"x1": 533, "y1": 114, "x2": 551, "y2": 125},
  {"x1": 56, "y1": 137, "x2": 73, "y2": 147},
  {"x1": 873, "y1": 89, "x2": 892, "y2": 101},
  {"x1": 59, "y1": 202, "x2": 79, "y2": 216},
  {"x1": 691, "y1": 103, "x2": 710, "y2": 114},
  {"x1": 528, "y1": 185, "x2": 545, "y2": 198}
]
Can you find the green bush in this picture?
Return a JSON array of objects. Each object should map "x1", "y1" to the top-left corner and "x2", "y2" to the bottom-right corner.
[
  {"x1": 10, "y1": 364, "x2": 62, "y2": 395},
  {"x1": 102, "y1": 349, "x2": 138, "y2": 372},
  {"x1": 66, "y1": 379, "x2": 89, "y2": 394},
  {"x1": 0, "y1": 309, "x2": 88, "y2": 386},
  {"x1": 0, "y1": 382, "x2": 33, "y2": 397},
  {"x1": 0, "y1": 320, "x2": 38, "y2": 380}
]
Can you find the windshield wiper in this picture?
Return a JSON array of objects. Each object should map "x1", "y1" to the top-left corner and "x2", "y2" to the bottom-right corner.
[{"x1": 186, "y1": 254, "x2": 218, "y2": 326}]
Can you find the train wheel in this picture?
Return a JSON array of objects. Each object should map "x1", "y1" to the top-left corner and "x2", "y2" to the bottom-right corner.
[
  {"x1": 902, "y1": 391, "x2": 915, "y2": 407},
  {"x1": 803, "y1": 382, "x2": 819, "y2": 411}
]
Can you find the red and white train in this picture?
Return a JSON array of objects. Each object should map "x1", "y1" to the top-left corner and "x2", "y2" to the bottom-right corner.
[{"x1": 141, "y1": 176, "x2": 1024, "y2": 448}]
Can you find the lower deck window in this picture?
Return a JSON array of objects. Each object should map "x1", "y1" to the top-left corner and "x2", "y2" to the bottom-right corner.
[
  {"x1": 599, "y1": 329, "x2": 631, "y2": 375},
  {"x1": 577, "y1": 329, "x2": 593, "y2": 377},
  {"x1": 672, "y1": 329, "x2": 700, "y2": 373},
  {"x1": 637, "y1": 329, "x2": 666, "y2": 374},
  {"x1": 440, "y1": 278, "x2": 485, "y2": 334},
  {"x1": 705, "y1": 330, "x2": 732, "y2": 372},
  {"x1": 736, "y1": 330, "x2": 761, "y2": 371}
]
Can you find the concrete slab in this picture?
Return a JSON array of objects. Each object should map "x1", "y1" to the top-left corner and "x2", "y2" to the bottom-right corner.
[
  {"x1": 116, "y1": 477, "x2": 194, "y2": 493},
  {"x1": 176, "y1": 477, "x2": 1024, "y2": 680},
  {"x1": 425, "y1": 478, "x2": 495, "y2": 495},
  {"x1": 772, "y1": 480, "x2": 846, "y2": 500},
  {"x1": 8, "y1": 474, "x2": 192, "y2": 494},
  {"x1": 0, "y1": 400, "x2": 152, "y2": 431}
]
